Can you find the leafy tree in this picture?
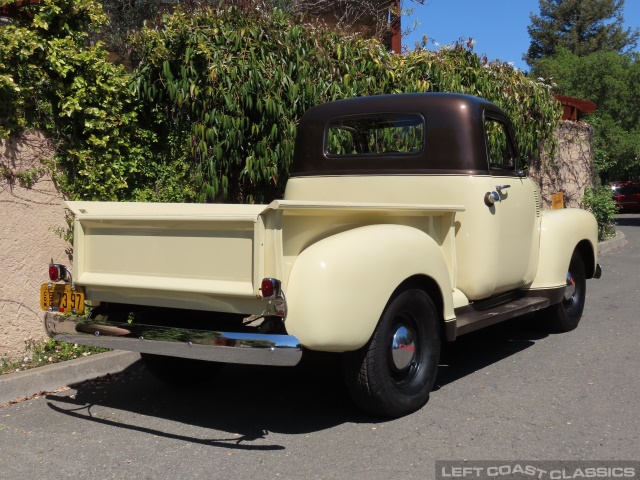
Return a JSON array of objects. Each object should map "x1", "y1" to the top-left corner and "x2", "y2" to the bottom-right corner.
[
  {"x1": 531, "y1": 48, "x2": 640, "y2": 180},
  {"x1": 2, "y1": 0, "x2": 560, "y2": 204},
  {"x1": 525, "y1": 0, "x2": 639, "y2": 66},
  {"x1": 279, "y1": 0, "x2": 426, "y2": 41},
  {"x1": 95, "y1": 0, "x2": 159, "y2": 65},
  {"x1": 96, "y1": 0, "x2": 425, "y2": 67},
  {"x1": 131, "y1": 6, "x2": 560, "y2": 203}
]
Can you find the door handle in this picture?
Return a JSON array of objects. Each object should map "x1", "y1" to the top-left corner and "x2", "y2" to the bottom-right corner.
[
  {"x1": 484, "y1": 191, "x2": 500, "y2": 206},
  {"x1": 496, "y1": 185, "x2": 511, "y2": 191}
]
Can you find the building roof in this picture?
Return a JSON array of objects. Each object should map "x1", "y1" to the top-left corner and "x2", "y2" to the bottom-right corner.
[{"x1": 554, "y1": 94, "x2": 597, "y2": 121}]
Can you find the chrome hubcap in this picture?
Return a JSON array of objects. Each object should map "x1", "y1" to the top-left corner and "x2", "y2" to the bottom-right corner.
[
  {"x1": 390, "y1": 324, "x2": 416, "y2": 370},
  {"x1": 565, "y1": 272, "x2": 576, "y2": 301}
]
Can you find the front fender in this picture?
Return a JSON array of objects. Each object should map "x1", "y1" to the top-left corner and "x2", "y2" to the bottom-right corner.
[
  {"x1": 284, "y1": 224, "x2": 454, "y2": 352},
  {"x1": 530, "y1": 208, "x2": 598, "y2": 289}
]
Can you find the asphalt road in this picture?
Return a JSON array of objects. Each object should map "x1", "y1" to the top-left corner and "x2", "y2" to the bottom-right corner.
[{"x1": 1, "y1": 216, "x2": 639, "y2": 480}]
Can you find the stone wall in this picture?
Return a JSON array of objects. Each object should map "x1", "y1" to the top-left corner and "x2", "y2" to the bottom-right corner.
[
  {"x1": 0, "y1": 133, "x2": 70, "y2": 360},
  {"x1": 529, "y1": 121, "x2": 596, "y2": 209}
]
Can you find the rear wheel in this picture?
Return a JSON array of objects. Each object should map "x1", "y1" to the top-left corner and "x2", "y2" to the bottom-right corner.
[
  {"x1": 544, "y1": 252, "x2": 586, "y2": 332},
  {"x1": 343, "y1": 289, "x2": 441, "y2": 417}
]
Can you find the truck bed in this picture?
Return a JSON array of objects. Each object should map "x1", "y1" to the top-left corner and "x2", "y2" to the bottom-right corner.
[{"x1": 67, "y1": 200, "x2": 464, "y2": 314}]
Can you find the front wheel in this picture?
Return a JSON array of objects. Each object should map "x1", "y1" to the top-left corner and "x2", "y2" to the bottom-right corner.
[
  {"x1": 343, "y1": 289, "x2": 441, "y2": 417},
  {"x1": 543, "y1": 252, "x2": 586, "y2": 332}
]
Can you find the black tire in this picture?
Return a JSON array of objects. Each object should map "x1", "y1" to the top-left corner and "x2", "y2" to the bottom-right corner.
[
  {"x1": 544, "y1": 252, "x2": 586, "y2": 332},
  {"x1": 343, "y1": 289, "x2": 441, "y2": 417},
  {"x1": 141, "y1": 353, "x2": 224, "y2": 385}
]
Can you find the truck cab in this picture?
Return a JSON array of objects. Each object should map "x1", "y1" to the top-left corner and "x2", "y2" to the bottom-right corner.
[{"x1": 287, "y1": 93, "x2": 541, "y2": 301}]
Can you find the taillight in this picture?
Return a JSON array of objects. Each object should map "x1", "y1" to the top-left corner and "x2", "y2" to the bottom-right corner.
[
  {"x1": 261, "y1": 278, "x2": 281, "y2": 299},
  {"x1": 48, "y1": 264, "x2": 67, "y2": 282}
]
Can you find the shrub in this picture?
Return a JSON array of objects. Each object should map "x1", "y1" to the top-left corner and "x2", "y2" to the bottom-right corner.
[
  {"x1": 130, "y1": 6, "x2": 561, "y2": 203},
  {"x1": 0, "y1": 0, "x2": 168, "y2": 201},
  {"x1": 2, "y1": 1, "x2": 561, "y2": 204},
  {"x1": 581, "y1": 185, "x2": 618, "y2": 240},
  {"x1": 0, "y1": 338, "x2": 108, "y2": 376}
]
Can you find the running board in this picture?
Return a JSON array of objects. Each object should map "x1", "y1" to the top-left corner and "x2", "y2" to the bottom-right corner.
[{"x1": 455, "y1": 296, "x2": 550, "y2": 336}]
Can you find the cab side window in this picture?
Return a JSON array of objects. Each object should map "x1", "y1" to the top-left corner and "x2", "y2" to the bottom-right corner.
[{"x1": 484, "y1": 118, "x2": 516, "y2": 172}]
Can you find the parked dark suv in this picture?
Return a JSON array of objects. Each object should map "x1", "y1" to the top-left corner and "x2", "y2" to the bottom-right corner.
[{"x1": 611, "y1": 182, "x2": 640, "y2": 212}]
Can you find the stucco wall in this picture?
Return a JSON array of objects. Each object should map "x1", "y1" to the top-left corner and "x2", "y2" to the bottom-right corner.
[
  {"x1": 0, "y1": 133, "x2": 70, "y2": 360},
  {"x1": 529, "y1": 121, "x2": 596, "y2": 209}
]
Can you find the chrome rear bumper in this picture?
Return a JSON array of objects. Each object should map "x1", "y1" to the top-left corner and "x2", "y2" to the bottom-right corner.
[{"x1": 44, "y1": 312, "x2": 302, "y2": 367}]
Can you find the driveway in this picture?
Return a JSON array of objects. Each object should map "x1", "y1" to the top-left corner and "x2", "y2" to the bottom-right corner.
[{"x1": 1, "y1": 216, "x2": 639, "y2": 480}]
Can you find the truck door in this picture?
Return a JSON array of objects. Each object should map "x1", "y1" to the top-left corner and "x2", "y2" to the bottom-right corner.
[{"x1": 484, "y1": 114, "x2": 538, "y2": 294}]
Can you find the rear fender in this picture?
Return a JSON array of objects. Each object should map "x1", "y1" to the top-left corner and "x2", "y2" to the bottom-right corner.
[{"x1": 284, "y1": 224, "x2": 454, "y2": 351}]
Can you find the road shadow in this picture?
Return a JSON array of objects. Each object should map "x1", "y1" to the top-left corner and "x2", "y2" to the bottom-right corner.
[
  {"x1": 616, "y1": 214, "x2": 640, "y2": 227},
  {"x1": 434, "y1": 313, "x2": 548, "y2": 391},
  {"x1": 46, "y1": 353, "x2": 357, "y2": 451},
  {"x1": 44, "y1": 314, "x2": 550, "y2": 448}
]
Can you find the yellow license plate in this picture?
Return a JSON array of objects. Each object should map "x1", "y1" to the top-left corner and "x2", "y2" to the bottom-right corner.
[{"x1": 40, "y1": 284, "x2": 85, "y2": 314}]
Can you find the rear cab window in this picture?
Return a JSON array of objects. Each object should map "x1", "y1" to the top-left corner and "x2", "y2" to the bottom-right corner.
[{"x1": 326, "y1": 114, "x2": 425, "y2": 157}]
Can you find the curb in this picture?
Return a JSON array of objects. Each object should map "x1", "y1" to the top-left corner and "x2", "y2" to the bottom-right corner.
[
  {"x1": 598, "y1": 229, "x2": 627, "y2": 255},
  {"x1": 0, "y1": 350, "x2": 141, "y2": 406}
]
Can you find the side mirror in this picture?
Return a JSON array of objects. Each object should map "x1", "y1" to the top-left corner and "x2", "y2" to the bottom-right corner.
[{"x1": 516, "y1": 168, "x2": 529, "y2": 178}]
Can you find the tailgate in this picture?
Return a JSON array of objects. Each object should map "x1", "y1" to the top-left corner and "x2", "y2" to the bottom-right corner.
[{"x1": 66, "y1": 201, "x2": 268, "y2": 309}]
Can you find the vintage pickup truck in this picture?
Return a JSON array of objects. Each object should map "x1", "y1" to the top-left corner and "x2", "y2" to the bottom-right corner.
[{"x1": 41, "y1": 93, "x2": 601, "y2": 417}]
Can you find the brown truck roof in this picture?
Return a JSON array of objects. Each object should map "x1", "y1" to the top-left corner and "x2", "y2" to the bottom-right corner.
[{"x1": 291, "y1": 92, "x2": 517, "y2": 177}]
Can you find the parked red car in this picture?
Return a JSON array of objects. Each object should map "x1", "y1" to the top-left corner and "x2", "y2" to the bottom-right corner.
[{"x1": 611, "y1": 182, "x2": 640, "y2": 212}]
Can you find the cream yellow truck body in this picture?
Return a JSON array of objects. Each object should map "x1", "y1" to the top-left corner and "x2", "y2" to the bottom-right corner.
[{"x1": 45, "y1": 93, "x2": 601, "y2": 417}]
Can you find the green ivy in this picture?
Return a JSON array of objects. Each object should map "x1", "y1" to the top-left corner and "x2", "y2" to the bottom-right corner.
[
  {"x1": 0, "y1": 0, "x2": 171, "y2": 202},
  {"x1": 1, "y1": 1, "x2": 561, "y2": 205},
  {"x1": 0, "y1": 162, "x2": 47, "y2": 187}
]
